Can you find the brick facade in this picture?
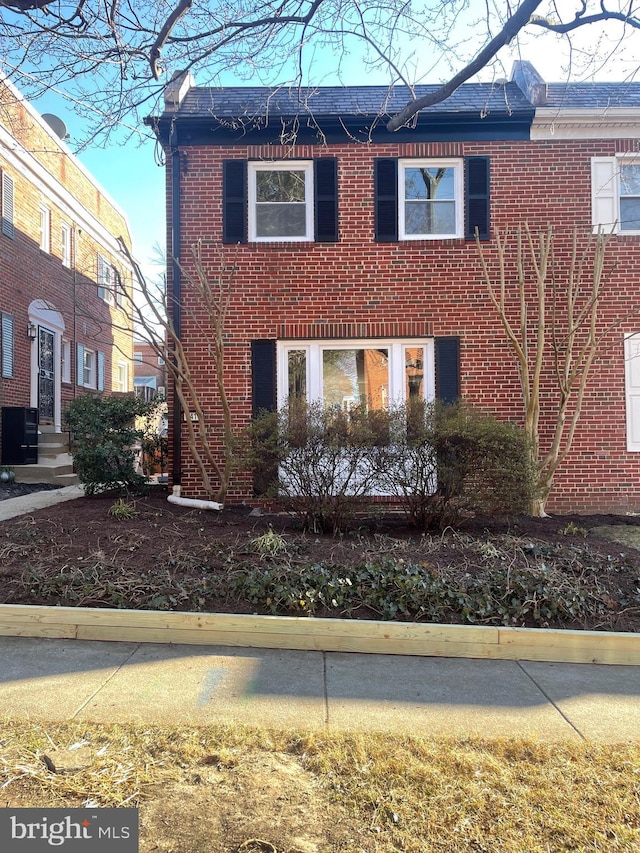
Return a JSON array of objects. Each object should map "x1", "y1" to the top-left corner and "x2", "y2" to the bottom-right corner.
[
  {"x1": 0, "y1": 77, "x2": 135, "y2": 450},
  {"x1": 150, "y1": 74, "x2": 640, "y2": 513}
]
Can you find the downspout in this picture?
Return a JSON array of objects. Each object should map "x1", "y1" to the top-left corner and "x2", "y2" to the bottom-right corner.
[
  {"x1": 168, "y1": 125, "x2": 222, "y2": 511},
  {"x1": 169, "y1": 121, "x2": 183, "y2": 494}
]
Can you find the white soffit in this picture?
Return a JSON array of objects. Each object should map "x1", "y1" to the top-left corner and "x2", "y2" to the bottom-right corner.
[{"x1": 532, "y1": 108, "x2": 640, "y2": 140}]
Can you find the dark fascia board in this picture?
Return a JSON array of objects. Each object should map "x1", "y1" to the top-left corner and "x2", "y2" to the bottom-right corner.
[{"x1": 145, "y1": 110, "x2": 534, "y2": 147}]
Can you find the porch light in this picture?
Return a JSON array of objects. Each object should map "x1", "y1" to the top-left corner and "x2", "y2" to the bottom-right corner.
[{"x1": 27, "y1": 321, "x2": 37, "y2": 340}]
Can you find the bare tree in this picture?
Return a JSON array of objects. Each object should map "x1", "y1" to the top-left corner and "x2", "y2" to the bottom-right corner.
[
  {"x1": 2, "y1": 1, "x2": 640, "y2": 143},
  {"x1": 475, "y1": 223, "x2": 634, "y2": 517},
  {"x1": 122, "y1": 239, "x2": 237, "y2": 503}
]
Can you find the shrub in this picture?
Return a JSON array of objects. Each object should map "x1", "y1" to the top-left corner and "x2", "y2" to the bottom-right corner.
[
  {"x1": 250, "y1": 399, "x2": 534, "y2": 533},
  {"x1": 250, "y1": 402, "x2": 390, "y2": 533},
  {"x1": 379, "y1": 401, "x2": 535, "y2": 530},
  {"x1": 64, "y1": 394, "x2": 160, "y2": 495}
]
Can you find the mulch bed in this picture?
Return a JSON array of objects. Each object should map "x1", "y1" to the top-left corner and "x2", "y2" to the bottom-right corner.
[{"x1": 0, "y1": 485, "x2": 639, "y2": 632}]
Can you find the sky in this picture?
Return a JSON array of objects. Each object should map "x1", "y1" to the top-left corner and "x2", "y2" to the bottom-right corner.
[{"x1": 25, "y1": 11, "x2": 640, "y2": 288}]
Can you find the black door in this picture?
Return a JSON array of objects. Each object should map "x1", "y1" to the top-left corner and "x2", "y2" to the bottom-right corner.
[{"x1": 38, "y1": 326, "x2": 55, "y2": 423}]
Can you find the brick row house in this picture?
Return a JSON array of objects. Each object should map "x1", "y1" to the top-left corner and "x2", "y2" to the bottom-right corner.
[
  {"x1": 148, "y1": 61, "x2": 640, "y2": 513},
  {"x1": 0, "y1": 76, "x2": 136, "y2": 482}
]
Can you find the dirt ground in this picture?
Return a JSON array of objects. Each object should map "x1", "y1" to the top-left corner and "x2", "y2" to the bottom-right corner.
[{"x1": 1, "y1": 484, "x2": 639, "y2": 631}]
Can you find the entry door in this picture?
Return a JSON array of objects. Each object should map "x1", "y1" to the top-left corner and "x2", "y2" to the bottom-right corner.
[{"x1": 38, "y1": 326, "x2": 55, "y2": 423}]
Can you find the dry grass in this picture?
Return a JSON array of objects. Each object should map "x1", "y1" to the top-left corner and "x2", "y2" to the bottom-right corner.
[{"x1": 1, "y1": 719, "x2": 639, "y2": 852}]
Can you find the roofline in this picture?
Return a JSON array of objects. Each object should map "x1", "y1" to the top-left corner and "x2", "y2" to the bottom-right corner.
[
  {"x1": 0, "y1": 71, "x2": 132, "y2": 238},
  {"x1": 145, "y1": 110, "x2": 535, "y2": 147}
]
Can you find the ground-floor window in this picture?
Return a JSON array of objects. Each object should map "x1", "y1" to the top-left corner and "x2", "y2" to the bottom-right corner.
[{"x1": 277, "y1": 339, "x2": 435, "y2": 409}]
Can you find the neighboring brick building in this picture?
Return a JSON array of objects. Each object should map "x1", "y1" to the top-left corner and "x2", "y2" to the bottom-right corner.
[
  {"x1": 134, "y1": 338, "x2": 167, "y2": 401},
  {"x1": 0, "y1": 76, "x2": 135, "y2": 479},
  {"x1": 148, "y1": 61, "x2": 640, "y2": 513}
]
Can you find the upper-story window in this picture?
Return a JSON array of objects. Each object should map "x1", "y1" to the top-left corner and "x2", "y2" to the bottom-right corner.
[
  {"x1": 248, "y1": 162, "x2": 314, "y2": 242},
  {"x1": 223, "y1": 158, "x2": 338, "y2": 245},
  {"x1": 39, "y1": 204, "x2": 50, "y2": 252},
  {"x1": 620, "y1": 164, "x2": 640, "y2": 231},
  {"x1": 375, "y1": 157, "x2": 490, "y2": 243},
  {"x1": 592, "y1": 156, "x2": 640, "y2": 234},
  {"x1": 61, "y1": 222, "x2": 72, "y2": 267},
  {"x1": 97, "y1": 254, "x2": 121, "y2": 306},
  {"x1": 1, "y1": 173, "x2": 14, "y2": 239},
  {"x1": 399, "y1": 160, "x2": 463, "y2": 240}
]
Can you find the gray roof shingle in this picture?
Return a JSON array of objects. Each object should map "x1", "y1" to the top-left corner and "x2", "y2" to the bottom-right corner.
[{"x1": 176, "y1": 81, "x2": 533, "y2": 119}]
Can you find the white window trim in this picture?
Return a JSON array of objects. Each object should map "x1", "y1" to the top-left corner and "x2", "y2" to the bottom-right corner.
[
  {"x1": 83, "y1": 348, "x2": 96, "y2": 388},
  {"x1": 398, "y1": 158, "x2": 464, "y2": 241},
  {"x1": 248, "y1": 160, "x2": 314, "y2": 243},
  {"x1": 61, "y1": 222, "x2": 72, "y2": 267},
  {"x1": 277, "y1": 339, "x2": 435, "y2": 409},
  {"x1": 625, "y1": 332, "x2": 640, "y2": 451},
  {"x1": 98, "y1": 254, "x2": 115, "y2": 305},
  {"x1": 114, "y1": 359, "x2": 128, "y2": 392},
  {"x1": 39, "y1": 203, "x2": 50, "y2": 252},
  {"x1": 61, "y1": 338, "x2": 71, "y2": 383}
]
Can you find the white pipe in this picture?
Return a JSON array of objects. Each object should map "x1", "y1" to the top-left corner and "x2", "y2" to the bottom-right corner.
[{"x1": 167, "y1": 485, "x2": 223, "y2": 511}]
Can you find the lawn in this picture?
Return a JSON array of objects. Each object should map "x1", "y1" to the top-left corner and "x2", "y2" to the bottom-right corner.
[
  {"x1": 0, "y1": 485, "x2": 639, "y2": 631},
  {"x1": 2, "y1": 719, "x2": 639, "y2": 852}
]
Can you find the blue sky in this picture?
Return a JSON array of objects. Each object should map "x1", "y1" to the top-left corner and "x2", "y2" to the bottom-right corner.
[{"x1": 27, "y1": 16, "x2": 640, "y2": 287}]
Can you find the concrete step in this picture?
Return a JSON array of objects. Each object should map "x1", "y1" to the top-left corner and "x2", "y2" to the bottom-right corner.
[
  {"x1": 37, "y1": 433, "x2": 71, "y2": 458},
  {"x1": 13, "y1": 459, "x2": 78, "y2": 485}
]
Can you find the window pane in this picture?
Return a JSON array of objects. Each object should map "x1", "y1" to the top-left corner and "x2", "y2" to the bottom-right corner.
[
  {"x1": 322, "y1": 349, "x2": 389, "y2": 411},
  {"x1": 405, "y1": 347, "x2": 424, "y2": 398},
  {"x1": 256, "y1": 203, "x2": 306, "y2": 237},
  {"x1": 621, "y1": 198, "x2": 640, "y2": 230},
  {"x1": 621, "y1": 164, "x2": 640, "y2": 196},
  {"x1": 256, "y1": 170, "x2": 306, "y2": 203},
  {"x1": 287, "y1": 350, "x2": 306, "y2": 401},
  {"x1": 405, "y1": 201, "x2": 455, "y2": 235},
  {"x1": 404, "y1": 167, "x2": 454, "y2": 200}
]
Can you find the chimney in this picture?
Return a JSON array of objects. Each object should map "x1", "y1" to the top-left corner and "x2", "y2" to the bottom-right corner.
[
  {"x1": 511, "y1": 60, "x2": 547, "y2": 106},
  {"x1": 164, "y1": 70, "x2": 195, "y2": 111}
]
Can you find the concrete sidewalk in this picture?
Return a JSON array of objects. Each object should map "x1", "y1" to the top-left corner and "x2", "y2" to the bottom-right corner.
[
  {"x1": 0, "y1": 484, "x2": 84, "y2": 521},
  {"x1": 1, "y1": 636, "x2": 639, "y2": 741}
]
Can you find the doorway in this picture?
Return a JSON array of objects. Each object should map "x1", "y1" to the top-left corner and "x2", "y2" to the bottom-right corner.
[{"x1": 38, "y1": 326, "x2": 55, "y2": 423}]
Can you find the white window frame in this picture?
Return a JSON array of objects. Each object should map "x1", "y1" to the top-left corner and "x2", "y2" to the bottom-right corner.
[
  {"x1": 83, "y1": 348, "x2": 96, "y2": 388},
  {"x1": 97, "y1": 254, "x2": 115, "y2": 305},
  {"x1": 277, "y1": 339, "x2": 435, "y2": 409},
  {"x1": 61, "y1": 222, "x2": 72, "y2": 267},
  {"x1": 39, "y1": 204, "x2": 50, "y2": 252},
  {"x1": 114, "y1": 359, "x2": 128, "y2": 392},
  {"x1": 134, "y1": 351, "x2": 143, "y2": 363},
  {"x1": 398, "y1": 158, "x2": 464, "y2": 241},
  {"x1": 248, "y1": 160, "x2": 314, "y2": 243},
  {"x1": 61, "y1": 338, "x2": 71, "y2": 383}
]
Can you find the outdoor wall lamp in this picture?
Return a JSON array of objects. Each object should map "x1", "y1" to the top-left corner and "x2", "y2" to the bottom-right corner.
[{"x1": 27, "y1": 321, "x2": 37, "y2": 340}]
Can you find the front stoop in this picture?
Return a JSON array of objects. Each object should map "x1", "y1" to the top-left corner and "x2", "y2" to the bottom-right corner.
[{"x1": 13, "y1": 431, "x2": 79, "y2": 486}]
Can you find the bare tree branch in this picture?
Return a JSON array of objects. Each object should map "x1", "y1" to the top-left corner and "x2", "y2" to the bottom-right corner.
[{"x1": 386, "y1": 0, "x2": 544, "y2": 130}]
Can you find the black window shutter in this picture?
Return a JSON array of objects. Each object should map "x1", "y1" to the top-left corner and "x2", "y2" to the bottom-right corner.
[
  {"x1": 251, "y1": 339, "x2": 276, "y2": 416},
  {"x1": 223, "y1": 160, "x2": 247, "y2": 244},
  {"x1": 465, "y1": 156, "x2": 490, "y2": 241},
  {"x1": 314, "y1": 158, "x2": 338, "y2": 242},
  {"x1": 435, "y1": 337, "x2": 460, "y2": 403},
  {"x1": 374, "y1": 158, "x2": 398, "y2": 242}
]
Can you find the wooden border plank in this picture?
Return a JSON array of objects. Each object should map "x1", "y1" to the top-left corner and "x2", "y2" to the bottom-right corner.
[{"x1": 1, "y1": 604, "x2": 638, "y2": 665}]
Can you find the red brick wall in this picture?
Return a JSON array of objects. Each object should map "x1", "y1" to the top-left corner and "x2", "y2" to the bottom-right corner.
[{"x1": 169, "y1": 137, "x2": 640, "y2": 513}]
